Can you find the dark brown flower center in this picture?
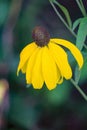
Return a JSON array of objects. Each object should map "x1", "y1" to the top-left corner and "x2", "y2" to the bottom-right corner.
[{"x1": 32, "y1": 26, "x2": 50, "y2": 47}]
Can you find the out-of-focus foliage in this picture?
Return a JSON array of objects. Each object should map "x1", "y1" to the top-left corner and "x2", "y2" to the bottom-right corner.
[{"x1": 0, "y1": 0, "x2": 87, "y2": 129}]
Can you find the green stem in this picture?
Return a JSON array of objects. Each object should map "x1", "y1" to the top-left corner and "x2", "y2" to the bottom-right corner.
[
  {"x1": 70, "y1": 78, "x2": 87, "y2": 101},
  {"x1": 49, "y1": 0, "x2": 87, "y2": 49},
  {"x1": 76, "y1": 0, "x2": 86, "y2": 17}
]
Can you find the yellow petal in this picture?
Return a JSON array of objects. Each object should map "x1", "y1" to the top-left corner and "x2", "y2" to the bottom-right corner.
[
  {"x1": 42, "y1": 46, "x2": 59, "y2": 90},
  {"x1": 21, "y1": 61, "x2": 28, "y2": 74},
  {"x1": 26, "y1": 48, "x2": 39, "y2": 84},
  {"x1": 51, "y1": 39, "x2": 83, "y2": 69},
  {"x1": 49, "y1": 42, "x2": 72, "y2": 79},
  {"x1": 17, "y1": 42, "x2": 37, "y2": 75},
  {"x1": 32, "y1": 49, "x2": 44, "y2": 89}
]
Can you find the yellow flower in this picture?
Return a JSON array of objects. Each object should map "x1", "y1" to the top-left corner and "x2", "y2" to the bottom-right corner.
[{"x1": 17, "y1": 26, "x2": 83, "y2": 90}]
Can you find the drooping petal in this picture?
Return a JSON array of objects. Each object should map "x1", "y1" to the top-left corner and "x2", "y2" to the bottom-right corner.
[
  {"x1": 31, "y1": 49, "x2": 44, "y2": 89},
  {"x1": 21, "y1": 61, "x2": 28, "y2": 74},
  {"x1": 26, "y1": 48, "x2": 39, "y2": 84},
  {"x1": 51, "y1": 39, "x2": 83, "y2": 69},
  {"x1": 58, "y1": 77, "x2": 63, "y2": 84},
  {"x1": 42, "y1": 46, "x2": 59, "y2": 90},
  {"x1": 17, "y1": 42, "x2": 37, "y2": 75},
  {"x1": 49, "y1": 42, "x2": 72, "y2": 79}
]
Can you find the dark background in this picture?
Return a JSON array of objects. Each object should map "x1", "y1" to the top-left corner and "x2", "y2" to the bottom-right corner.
[{"x1": 0, "y1": 0, "x2": 87, "y2": 130}]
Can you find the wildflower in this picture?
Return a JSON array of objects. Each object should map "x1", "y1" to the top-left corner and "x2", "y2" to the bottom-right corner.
[{"x1": 17, "y1": 26, "x2": 83, "y2": 90}]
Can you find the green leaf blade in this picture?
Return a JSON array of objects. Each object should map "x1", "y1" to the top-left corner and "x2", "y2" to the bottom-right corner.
[
  {"x1": 54, "y1": 0, "x2": 72, "y2": 28},
  {"x1": 75, "y1": 66, "x2": 81, "y2": 84},
  {"x1": 72, "y1": 18, "x2": 82, "y2": 30},
  {"x1": 76, "y1": 17, "x2": 87, "y2": 50}
]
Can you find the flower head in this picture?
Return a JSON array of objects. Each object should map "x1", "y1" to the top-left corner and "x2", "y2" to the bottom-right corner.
[{"x1": 17, "y1": 26, "x2": 83, "y2": 90}]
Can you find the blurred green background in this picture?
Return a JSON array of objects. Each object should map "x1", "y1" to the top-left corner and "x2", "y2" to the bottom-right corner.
[{"x1": 0, "y1": 0, "x2": 87, "y2": 130}]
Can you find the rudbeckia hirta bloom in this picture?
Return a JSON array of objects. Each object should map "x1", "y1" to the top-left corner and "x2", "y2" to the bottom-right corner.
[{"x1": 17, "y1": 26, "x2": 83, "y2": 90}]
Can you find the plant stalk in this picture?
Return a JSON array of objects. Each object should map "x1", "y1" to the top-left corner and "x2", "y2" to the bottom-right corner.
[{"x1": 70, "y1": 78, "x2": 87, "y2": 101}]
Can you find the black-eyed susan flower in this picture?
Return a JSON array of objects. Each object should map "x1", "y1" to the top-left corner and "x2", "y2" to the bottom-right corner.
[{"x1": 17, "y1": 26, "x2": 83, "y2": 90}]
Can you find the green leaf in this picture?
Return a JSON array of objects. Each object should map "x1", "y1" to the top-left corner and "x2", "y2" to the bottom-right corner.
[
  {"x1": 74, "y1": 66, "x2": 81, "y2": 84},
  {"x1": 79, "y1": 0, "x2": 87, "y2": 16},
  {"x1": 54, "y1": 0, "x2": 72, "y2": 28},
  {"x1": 76, "y1": 17, "x2": 87, "y2": 50},
  {"x1": 82, "y1": 51, "x2": 87, "y2": 58},
  {"x1": 72, "y1": 18, "x2": 82, "y2": 30}
]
